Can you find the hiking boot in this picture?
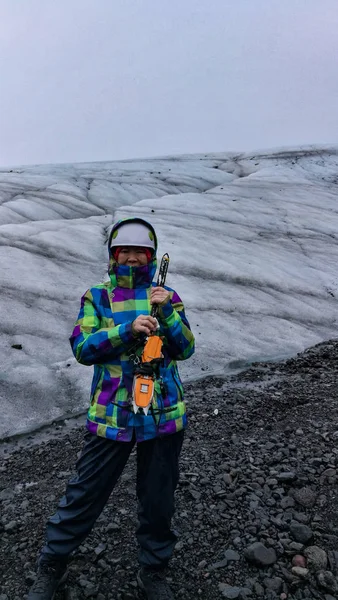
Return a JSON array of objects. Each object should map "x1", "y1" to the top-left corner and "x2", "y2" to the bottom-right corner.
[
  {"x1": 137, "y1": 567, "x2": 174, "y2": 599},
  {"x1": 27, "y1": 559, "x2": 68, "y2": 600}
]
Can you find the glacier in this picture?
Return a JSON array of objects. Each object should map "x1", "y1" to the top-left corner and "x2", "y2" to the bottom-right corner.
[{"x1": 1, "y1": 145, "x2": 338, "y2": 439}]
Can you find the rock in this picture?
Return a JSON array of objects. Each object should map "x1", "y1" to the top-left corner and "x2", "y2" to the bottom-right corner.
[
  {"x1": 330, "y1": 550, "x2": 338, "y2": 574},
  {"x1": 288, "y1": 541, "x2": 305, "y2": 553},
  {"x1": 57, "y1": 470, "x2": 72, "y2": 478},
  {"x1": 84, "y1": 584, "x2": 99, "y2": 598},
  {"x1": 189, "y1": 489, "x2": 201, "y2": 501},
  {"x1": 239, "y1": 589, "x2": 252, "y2": 598},
  {"x1": 94, "y1": 542, "x2": 107, "y2": 556},
  {"x1": 198, "y1": 559, "x2": 207, "y2": 569},
  {"x1": 223, "y1": 473, "x2": 232, "y2": 485},
  {"x1": 291, "y1": 566, "x2": 309, "y2": 578},
  {"x1": 316, "y1": 570, "x2": 338, "y2": 593},
  {"x1": 220, "y1": 584, "x2": 242, "y2": 599},
  {"x1": 25, "y1": 571, "x2": 37, "y2": 586},
  {"x1": 289, "y1": 521, "x2": 313, "y2": 544},
  {"x1": 210, "y1": 558, "x2": 228, "y2": 570},
  {"x1": 293, "y1": 486, "x2": 317, "y2": 508},
  {"x1": 304, "y1": 545, "x2": 328, "y2": 571},
  {"x1": 0, "y1": 489, "x2": 15, "y2": 501},
  {"x1": 292, "y1": 511, "x2": 310, "y2": 524},
  {"x1": 4, "y1": 520, "x2": 18, "y2": 532},
  {"x1": 66, "y1": 589, "x2": 82, "y2": 600},
  {"x1": 266, "y1": 478, "x2": 278, "y2": 486},
  {"x1": 280, "y1": 496, "x2": 295, "y2": 509},
  {"x1": 253, "y1": 582, "x2": 264, "y2": 596},
  {"x1": 322, "y1": 468, "x2": 336, "y2": 478},
  {"x1": 106, "y1": 522, "x2": 120, "y2": 532},
  {"x1": 224, "y1": 549, "x2": 240, "y2": 562},
  {"x1": 292, "y1": 555, "x2": 306, "y2": 568},
  {"x1": 263, "y1": 577, "x2": 283, "y2": 592},
  {"x1": 244, "y1": 542, "x2": 277, "y2": 567},
  {"x1": 277, "y1": 472, "x2": 297, "y2": 483},
  {"x1": 79, "y1": 578, "x2": 92, "y2": 588}
]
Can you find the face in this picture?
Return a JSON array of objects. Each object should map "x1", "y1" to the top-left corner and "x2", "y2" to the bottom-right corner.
[{"x1": 116, "y1": 246, "x2": 149, "y2": 266}]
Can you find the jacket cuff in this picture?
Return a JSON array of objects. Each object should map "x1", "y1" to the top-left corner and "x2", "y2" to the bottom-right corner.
[
  {"x1": 158, "y1": 302, "x2": 176, "y2": 327},
  {"x1": 109, "y1": 322, "x2": 135, "y2": 346}
]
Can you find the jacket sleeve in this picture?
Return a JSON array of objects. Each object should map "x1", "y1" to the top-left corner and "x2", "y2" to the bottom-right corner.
[
  {"x1": 158, "y1": 289, "x2": 195, "y2": 361},
  {"x1": 69, "y1": 289, "x2": 136, "y2": 366}
]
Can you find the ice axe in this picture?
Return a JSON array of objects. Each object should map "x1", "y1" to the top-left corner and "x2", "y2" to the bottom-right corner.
[{"x1": 132, "y1": 253, "x2": 170, "y2": 414}]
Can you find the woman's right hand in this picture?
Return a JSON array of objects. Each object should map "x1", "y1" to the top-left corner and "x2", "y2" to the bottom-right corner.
[{"x1": 132, "y1": 315, "x2": 158, "y2": 336}]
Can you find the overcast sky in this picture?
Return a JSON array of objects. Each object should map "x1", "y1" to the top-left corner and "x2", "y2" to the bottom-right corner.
[{"x1": 1, "y1": 0, "x2": 338, "y2": 167}]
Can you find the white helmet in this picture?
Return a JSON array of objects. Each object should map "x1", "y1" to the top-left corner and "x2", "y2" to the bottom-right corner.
[{"x1": 110, "y1": 221, "x2": 155, "y2": 251}]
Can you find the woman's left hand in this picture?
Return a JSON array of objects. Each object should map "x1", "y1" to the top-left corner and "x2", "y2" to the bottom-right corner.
[{"x1": 150, "y1": 287, "x2": 170, "y2": 306}]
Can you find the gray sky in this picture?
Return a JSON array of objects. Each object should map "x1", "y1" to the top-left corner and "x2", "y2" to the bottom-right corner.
[{"x1": 1, "y1": 0, "x2": 338, "y2": 167}]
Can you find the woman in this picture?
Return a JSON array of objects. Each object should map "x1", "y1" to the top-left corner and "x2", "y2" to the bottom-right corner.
[{"x1": 28, "y1": 217, "x2": 195, "y2": 600}]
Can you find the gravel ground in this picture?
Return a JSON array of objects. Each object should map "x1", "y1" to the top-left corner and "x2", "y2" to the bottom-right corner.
[{"x1": 1, "y1": 339, "x2": 338, "y2": 600}]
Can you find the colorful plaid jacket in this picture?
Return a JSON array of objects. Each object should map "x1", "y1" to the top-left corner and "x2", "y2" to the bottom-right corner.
[{"x1": 70, "y1": 218, "x2": 195, "y2": 442}]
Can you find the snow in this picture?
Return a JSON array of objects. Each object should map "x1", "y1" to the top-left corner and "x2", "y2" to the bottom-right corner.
[{"x1": 1, "y1": 145, "x2": 338, "y2": 439}]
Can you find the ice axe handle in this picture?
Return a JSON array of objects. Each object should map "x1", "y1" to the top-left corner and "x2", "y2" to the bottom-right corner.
[{"x1": 151, "y1": 253, "x2": 170, "y2": 318}]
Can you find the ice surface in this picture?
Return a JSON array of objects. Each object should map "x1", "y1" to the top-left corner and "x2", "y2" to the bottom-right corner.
[{"x1": 1, "y1": 146, "x2": 338, "y2": 438}]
